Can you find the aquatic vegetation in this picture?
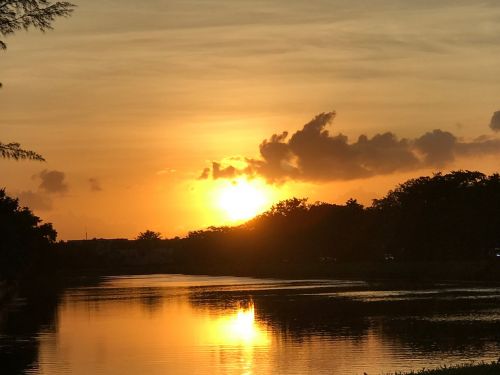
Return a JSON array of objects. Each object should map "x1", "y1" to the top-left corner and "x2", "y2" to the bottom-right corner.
[{"x1": 388, "y1": 361, "x2": 500, "y2": 374}]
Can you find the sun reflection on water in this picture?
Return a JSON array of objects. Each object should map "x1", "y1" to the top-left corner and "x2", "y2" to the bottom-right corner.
[{"x1": 202, "y1": 302, "x2": 270, "y2": 347}]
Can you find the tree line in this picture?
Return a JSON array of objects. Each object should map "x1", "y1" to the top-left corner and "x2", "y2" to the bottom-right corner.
[
  {"x1": 3, "y1": 170, "x2": 500, "y2": 283},
  {"x1": 178, "y1": 170, "x2": 500, "y2": 269},
  {"x1": 0, "y1": 189, "x2": 56, "y2": 282}
]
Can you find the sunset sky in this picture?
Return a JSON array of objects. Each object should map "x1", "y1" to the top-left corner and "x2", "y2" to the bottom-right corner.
[{"x1": 2, "y1": 0, "x2": 500, "y2": 239}]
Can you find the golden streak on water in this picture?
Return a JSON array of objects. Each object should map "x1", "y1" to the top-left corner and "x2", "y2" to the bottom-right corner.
[{"x1": 201, "y1": 302, "x2": 270, "y2": 347}]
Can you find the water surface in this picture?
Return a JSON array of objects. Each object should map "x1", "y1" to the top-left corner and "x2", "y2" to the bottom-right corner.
[{"x1": 2, "y1": 274, "x2": 500, "y2": 374}]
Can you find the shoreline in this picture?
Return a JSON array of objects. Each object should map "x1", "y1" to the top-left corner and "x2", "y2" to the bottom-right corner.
[
  {"x1": 392, "y1": 361, "x2": 500, "y2": 374},
  {"x1": 49, "y1": 260, "x2": 500, "y2": 285}
]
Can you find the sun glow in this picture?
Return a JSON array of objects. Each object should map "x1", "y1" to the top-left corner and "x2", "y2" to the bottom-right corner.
[
  {"x1": 217, "y1": 178, "x2": 271, "y2": 221},
  {"x1": 202, "y1": 302, "x2": 270, "y2": 347},
  {"x1": 227, "y1": 304, "x2": 259, "y2": 342}
]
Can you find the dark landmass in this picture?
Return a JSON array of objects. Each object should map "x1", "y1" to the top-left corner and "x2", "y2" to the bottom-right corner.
[
  {"x1": 391, "y1": 362, "x2": 500, "y2": 374},
  {"x1": 51, "y1": 170, "x2": 500, "y2": 282},
  {"x1": 3, "y1": 170, "x2": 500, "y2": 294}
]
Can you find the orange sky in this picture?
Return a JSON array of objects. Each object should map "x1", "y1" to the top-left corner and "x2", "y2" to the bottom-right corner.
[{"x1": 2, "y1": 0, "x2": 500, "y2": 239}]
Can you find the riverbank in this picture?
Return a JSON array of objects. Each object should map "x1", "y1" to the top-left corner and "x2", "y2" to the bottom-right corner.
[
  {"x1": 52, "y1": 257, "x2": 500, "y2": 284},
  {"x1": 392, "y1": 362, "x2": 500, "y2": 374},
  {"x1": 0, "y1": 281, "x2": 17, "y2": 308}
]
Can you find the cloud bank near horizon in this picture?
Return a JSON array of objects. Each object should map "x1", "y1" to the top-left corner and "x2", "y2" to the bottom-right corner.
[
  {"x1": 16, "y1": 170, "x2": 69, "y2": 212},
  {"x1": 199, "y1": 111, "x2": 500, "y2": 183}
]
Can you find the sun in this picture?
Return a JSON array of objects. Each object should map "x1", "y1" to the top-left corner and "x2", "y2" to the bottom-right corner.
[{"x1": 217, "y1": 178, "x2": 270, "y2": 221}]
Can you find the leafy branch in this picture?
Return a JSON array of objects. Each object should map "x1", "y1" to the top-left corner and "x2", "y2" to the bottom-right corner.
[
  {"x1": 0, "y1": 0, "x2": 75, "y2": 50},
  {"x1": 0, "y1": 1, "x2": 76, "y2": 160},
  {"x1": 0, "y1": 142, "x2": 45, "y2": 161}
]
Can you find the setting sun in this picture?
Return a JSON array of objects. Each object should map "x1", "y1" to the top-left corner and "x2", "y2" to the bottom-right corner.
[
  {"x1": 4, "y1": 1, "x2": 500, "y2": 374},
  {"x1": 217, "y1": 178, "x2": 271, "y2": 221}
]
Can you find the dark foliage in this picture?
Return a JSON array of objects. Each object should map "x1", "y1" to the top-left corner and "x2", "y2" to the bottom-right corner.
[
  {"x1": 372, "y1": 171, "x2": 500, "y2": 261},
  {"x1": 0, "y1": 0, "x2": 75, "y2": 50},
  {"x1": 0, "y1": 142, "x2": 45, "y2": 161},
  {"x1": 54, "y1": 171, "x2": 500, "y2": 280},
  {"x1": 0, "y1": 189, "x2": 56, "y2": 281},
  {"x1": 179, "y1": 170, "x2": 500, "y2": 269},
  {"x1": 136, "y1": 230, "x2": 162, "y2": 241},
  {"x1": 1, "y1": 1, "x2": 75, "y2": 156},
  {"x1": 392, "y1": 361, "x2": 500, "y2": 374}
]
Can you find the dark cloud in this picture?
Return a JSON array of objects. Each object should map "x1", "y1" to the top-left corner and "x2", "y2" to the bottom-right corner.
[
  {"x1": 36, "y1": 170, "x2": 68, "y2": 194},
  {"x1": 489, "y1": 111, "x2": 500, "y2": 132},
  {"x1": 88, "y1": 178, "x2": 102, "y2": 192},
  {"x1": 15, "y1": 169, "x2": 70, "y2": 211},
  {"x1": 212, "y1": 162, "x2": 238, "y2": 179},
  {"x1": 17, "y1": 190, "x2": 53, "y2": 211},
  {"x1": 414, "y1": 129, "x2": 457, "y2": 167},
  {"x1": 198, "y1": 167, "x2": 210, "y2": 179},
  {"x1": 200, "y1": 111, "x2": 500, "y2": 183}
]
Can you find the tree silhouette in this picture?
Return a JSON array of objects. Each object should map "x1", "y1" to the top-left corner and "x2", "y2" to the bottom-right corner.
[
  {"x1": 173, "y1": 170, "x2": 500, "y2": 270},
  {"x1": 54, "y1": 170, "x2": 500, "y2": 281},
  {"x1": 0, "y1": 0, "x2": 75, "y2": 51},
  {"x1": 0, "y1": 142, "x2": 44, "y2": 161},
  {"x1": 0, "y1": 0, "x2": 75, "y2": 160},
  {"x1": 0, "y1": 189, "x2": 56, "y2": 280},
  {"x1": 136, "y1": 230, "x2": 162, "y2": 241}
]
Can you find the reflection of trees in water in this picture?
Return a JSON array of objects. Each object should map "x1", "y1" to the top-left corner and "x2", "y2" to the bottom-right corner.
[
  {"x1": 139, "y1": 288, "x2": 164, "y2": 314},
  {"x1": 0, "y1": 276, "x2": 103, "y2": 374},
  {"x1": 65, "y1": 285, "x2": 167, "y2": 316},
  {"x1": 256, "y1": 295, "x2": 371, "y2": 341},
  {"x1": 3, "y1": 278, "x2": 500, "y2": 374},
  {"x1": 380, "y1": 318, "x2": 500, "y2": 354},
  {"x1": 373, "y1": 291, "x2": 500, "y2": 354},
  {"x1": 187, "y1": 289, "x2": 371, "y2": 340},
  {"x1": 0, "y1": 286, "x2": 62, "y2": 374},
  {"x1": 1, "y1": 283, "x2": 168, "y2": 374},
  {"x1": 187, "y1": 285, "x2": 500, "y2": 352}
]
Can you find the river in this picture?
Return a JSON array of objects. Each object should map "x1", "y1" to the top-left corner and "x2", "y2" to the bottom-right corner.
[{"x1": 1, "y1": 274, "x2": 500, "y2": 374}]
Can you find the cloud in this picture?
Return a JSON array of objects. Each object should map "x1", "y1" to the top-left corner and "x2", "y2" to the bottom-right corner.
[
  {"x1": 18, "y1": 169, "x2": 70, "y2": 211},
  {"x1": 489, "y1": 111, "x2": 500, "y2": 131},
  {"x1": 199, "y1": 112, "x2": 500, "y2": 183},
  {"x1": 17, "y1": 190, "x2": 53, "y2": 211},
  {"x1": 14, "y1": 169, "x2": 71, "y2": 211},
  {"x1": 88, "y1": 178, "x2": 102, "y2": 192},
  {"x1": 198, "y1": 168, "x2": 210, "y2": 179},
  {"x1": 414, "y1": 129, "x2": 457, "y2": 167},
  {"x1": 212, "y1": 162, "x2": 239, "y2": 179},
  {"x1": 36, "y1": 170, "x2": 68, "y2": 194}
]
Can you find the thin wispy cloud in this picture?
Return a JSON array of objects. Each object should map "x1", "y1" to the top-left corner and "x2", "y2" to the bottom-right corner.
[{"x1": 17, "y1": 190, "x2": 53, "y2": 211}]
